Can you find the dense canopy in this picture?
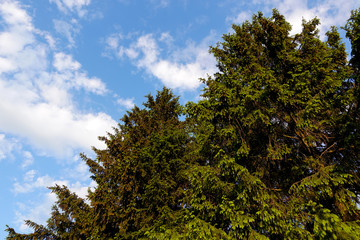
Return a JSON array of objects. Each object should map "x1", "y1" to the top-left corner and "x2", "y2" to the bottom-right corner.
[{"x1": 6, "y1": 8, "x2": 360, "y2": 239}]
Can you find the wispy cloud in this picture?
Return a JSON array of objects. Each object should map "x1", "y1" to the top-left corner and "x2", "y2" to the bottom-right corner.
[
  {"x1": 21, "y1": 151, "x2": 34, "y2": 168},
  {"x1": 116, "y1": 97, "x2": 135, "y2": 109},
  {"x1": 49, "y1": 0, "x2": 91, "y2": 17},
  {"x1": 226, "y1": 11, "x2": 252, "y2": 25},
  {"x1": 53, "y1": 19, "x2": 80, "y2": 47},
  {"x1": 151, "y1": 0, "x2": 170, "y2": 8},
  {"x1": 118, "y1": 0, "x2": 170, "y2": 8},
  {"x1": 13, "y1": 171, "x2": 59, "y2": 194},
  {"x1": 13, "y1": 168, "x2": 96, "y2": 232},
  {"x1": 13, "y1": 168, "x2": 94, "y2": 195},
  {"x1": 14, "y1": 192, "x2": 57, "y2": 232},
  {"x1": 105, "y1": 32, "x2": 217, "y2": 91},
  {"x1": 0, "y1": 134, "x2": 18, "y2": 160}
]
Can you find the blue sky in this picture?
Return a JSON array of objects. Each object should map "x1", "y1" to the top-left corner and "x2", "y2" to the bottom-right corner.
[{"x1": 0, "y1": 0, "x2": 358, "y2": 237}]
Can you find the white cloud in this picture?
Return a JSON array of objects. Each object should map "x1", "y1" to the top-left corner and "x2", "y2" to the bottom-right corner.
[
  {"x1": 124, "y1": 47, "x2": 139, "y2": 59},
  {"x1": 135, "y1": 34, "x2": 159, "y2": 65},
  {"x1": 69, "y1": 180, "x2": 96, "y2": 199},
  {"x1": 276, "y1": 0, "x2": 357, "y2": 36},
  {"x1": 0, "y1": 94, "x2": 114, "y2": 156},
  {"x1": 13, "y1": 173, "x2": 59, "y2": 194},
  {"x1": 0, "y1": 56, "x2": 16, "y2": 73},
  {"x1": 13, "y1": 167, "x2": 95, "y2": 195},
  {"x1": 52, "y1": 52, "x2": 107, "y2": 94},
  {"x1": 0, "y1": 134, "x2": 17, "y2": 160},
  {"x1": 53, "y1": 19, "x2": 80, "y2": 47},
  {"x1": 21, "y1": 151, "x2": 34, "y2": 168},
  {"x1": 117, "y1": 97, "x2": 135, "y2": 109},
  {"x1": 105, "y1": 32, "x2": 217, "y2": 91},
  {"x1": 15, "y1": 192, "x2": 57, "y2": 232},
  {"x1": 106, "y1": 35, "x2": 120, "y2": 49},
  {"x1": 151, "y1": 0, "x2": 169, "y2": 8},
  {"x1": 159, "y1": 32, "x2": 174, "y2": 44},
  {"x1": 49, "y1": 0, "x2": 91, "y2": 17},
  {"x1": 0, "y1": 1, "x2": 116, "y2": 158},
  {"x1": 23, "y1": 169, "x2": 37, "y2": 182},
  {"x1": 231, "y1": 0, "x2": 358, "y2": 36},
  {"x1": 226, "y1": 11, "x2": 252, "y2": 25},
  {"x1": 0, "y1": 0, "x2": 33, "y2": 29},
  {"x1": 53, "y1": 52, "x2": 81, "y2": 71},
  {"x1": 74, "y1": 72, "x2": 107, "y2": 94}
]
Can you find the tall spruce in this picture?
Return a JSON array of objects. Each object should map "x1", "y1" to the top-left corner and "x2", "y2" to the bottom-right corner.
[{"x1": 185, "y1": 9, "x2": 360, "y2": 239}]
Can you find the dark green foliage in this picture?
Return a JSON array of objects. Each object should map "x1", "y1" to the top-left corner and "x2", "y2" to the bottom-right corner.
[
  {"x1": 185, "y1": 9, "x2": 360, "y2": 239},
  {"x1": 6, "y1": 9, "x2": 360, "y2": 240},
  {"x1": 7, "y1": 87, "x2": 191, "y2": 239},
  {"x1": 84, "y1": 87, "x2": 190, "y2": 239}
]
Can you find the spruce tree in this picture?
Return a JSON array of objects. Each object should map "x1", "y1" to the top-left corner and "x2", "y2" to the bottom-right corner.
[
  {"x1": 6, "y1": 87, "x2": 191, "y2": 239},
  {"x1": 84, "y1": 87, "x2": 190, "y2": 239},
  {"x1": 185, "y1": 9, "x2": 360, "y2": 239}
]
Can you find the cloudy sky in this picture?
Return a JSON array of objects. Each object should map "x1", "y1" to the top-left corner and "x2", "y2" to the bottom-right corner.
[{"x1": 0, "y1": 0, "x2": 358, "y2": 237}]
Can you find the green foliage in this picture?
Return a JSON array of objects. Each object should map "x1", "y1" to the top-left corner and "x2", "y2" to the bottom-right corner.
[
  {"x1": 6, "y1": 9, "x2": 360, "y2": 240},
  {"x1": 7, "y1": 87, "x2": 191, "y2": 239},
  {"x1": 185, "y1": 8, "x2": 360, "y2": 239}
]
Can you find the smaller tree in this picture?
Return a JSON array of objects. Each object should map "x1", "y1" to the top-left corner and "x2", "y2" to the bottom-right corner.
[{"x1": 6, "y1": 87, "x2": 191, "y2": 239}]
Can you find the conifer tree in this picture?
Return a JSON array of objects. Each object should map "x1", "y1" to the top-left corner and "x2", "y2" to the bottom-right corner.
[
  {"x1": 84, "y1": 87, "x2": 190, "y2": 239},
  {"x1": 185, "y1": 9, "x2": 360, "y2": 239},
  {"x1": 6, "y1": 87, "x2": 191, "y2": 239}
]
